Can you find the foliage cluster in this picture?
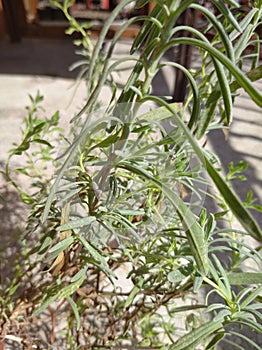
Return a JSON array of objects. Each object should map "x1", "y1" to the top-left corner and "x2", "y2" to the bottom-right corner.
[{"x1": 1, "y1": 0, "x2": 262, "y2": 349}]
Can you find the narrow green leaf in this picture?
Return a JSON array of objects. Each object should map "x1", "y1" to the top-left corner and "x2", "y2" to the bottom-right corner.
[
  {"x1": 12, "y1": 141, "x2": 30, "y2": 154},
  {"x1": 230, "y1": 8, "x2": 258, "y2": 42},
  {"x1": 32, "y1": 294, "x2": 58, "y2": 317},
  {"x1": 66, "y1": 296, "x2": 81, "y2": 330},
  {"x1": 138, "y1": 102, "x2": 182, "y2": 123},
  {"x1": 107, "y1": 212, "x2": 140, "y2": 240},
  {"x1": 125, "y1": 277, "x2": 144, "y2": 308},
  {"x1": 168, "y1": 262, "x2": 194, "y2": 283},
  {"x1": 33, "y1": 139, "x2": 53, "y2": 147},
  {"x1": 168, "y1": 269, "x2": 187, "y2": 283},
  {"x1": 48, "y1": 236, "x2": 74, "y2": 254},
  {"x1": 205, "y1": 157, "x2": 262, "y2": 241},
  {"x1": 44, "y1": 249, "x2": 63, "y2": 264},
  {"x1": 38, "y1": 236, "x2": 53, "y2": 255},
  {"x1": 205, "y1": 214, "x2": 216, "y2": 240},
  {"x1": 170, "y1": 304, "x2": 206, "y2": 314},
  {"x1": 210, "y1": 0, "x2": 241, "y2": 32},
  {"x1": 235, "y1": 287, "x2": 254, "y2": 304},
  {"x1": 206, "y1": 332, "x2": 225, "y2": 350},
  {"x1": 130, "y1": 3, "x2": 162, "y2": 54},
  {"x1": 88, "y1": 0, "x2": 137, "y2": 82},
  {"x1": 57, "y1": 216, "x2": 96, "y2": 231},
  {"x1": 77, "y1": 236, "x2": 105, "y2": 264},
  {"x1": 213, "y1": 309, "x2": 231, "y2": 321},
  {"x1": 193, "y1": 274, "x2": 204, "y2": 293},
  {"x1": 227, "y1": 273, "x2": 262, "y2": 285},
  {"x1": 240, "y1": 286, "x2": 262, "y2": 308},
  {"x1": 70, "y1": 266, "x2": 88, "y2": 283},
  {"x1": 116, "y1": 209, "x2": 145, "y2": 216},
  {"x1": 76, "y1": 235, "x2": 116, "y2": 278},
  {"x1": 245, "y1": 309, "x2": 262, "y2": 323},
  {"x1": 135, "y1": 0, "x2": 149, "y2": 10},
  {"x1": 28, "y1": 122, "x2": 46, "y2": 137},
  {"x1": 190, "y1": 3, "x2": 235, "y2": 61},
  {"x1": 165, "y1": 37, "x2": 262, "y2": 107},
  {"x1": 212, "y1": 255, "x2": 232, "y2": 299},
  {"x1": 169, "y1": 320, "x2": 224, "y2": 350},
  {"x1": 20, "y1": 191, "x2": 34, "y2": 204},
  {"x1": 234, "y1": 24, "x2": 255, "y2": 60},
  {"x1": 161, "y1": 62, "x2": 199, "y2": 129},
  {"x1": 245, "y1": 304, "x2": 262, "y2": 311},
  {"x1": 230, "y1": 65, "x2": 262, "y2": 93},
  {"x1": 196, "y1": 88, "x2": 219, "y2": 139},
  {"x1": 90, "y1": 132, "x2": 120, "y2": 150},
  {"x1": 8, "y1": 284, "x2": 19, "y2": 297},
  {"x1": 212, "y1": 59, "x2": 232, "y2": 126},
  {"x1": 57, "y1": 274, "x2": 86, "y2": 300},
  {"x1": 13, "y1": 168, "x2": 30, "y2": 176},
  {"x1": 206, "y1": 303, "x2": 229, "y2": 313}
]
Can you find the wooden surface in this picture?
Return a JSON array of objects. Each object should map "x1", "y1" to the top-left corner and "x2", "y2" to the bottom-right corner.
[
  {"x1": 2, "y1": 0, "x2": 27, "y2": 42},
  {"x1": 0, "y1": 0, "x2": 6, "y2": 37},
  {"x1": 2, "y1": 1, "x2": 142, "y2": 40}
]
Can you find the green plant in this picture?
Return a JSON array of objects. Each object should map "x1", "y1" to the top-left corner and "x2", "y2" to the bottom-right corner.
[{"x1": 1, "y1": 0, "x2": 262, "y2": 349}]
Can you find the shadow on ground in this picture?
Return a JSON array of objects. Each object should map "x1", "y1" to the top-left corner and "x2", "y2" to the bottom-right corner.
[{"x1": 0, "y1": 37, "x2": 78, "y2": 78}]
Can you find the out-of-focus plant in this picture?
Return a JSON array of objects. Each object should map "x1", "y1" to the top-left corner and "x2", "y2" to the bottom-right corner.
[{"x1": 1, "y1": 0, "x2": 262, "y2": 349}]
